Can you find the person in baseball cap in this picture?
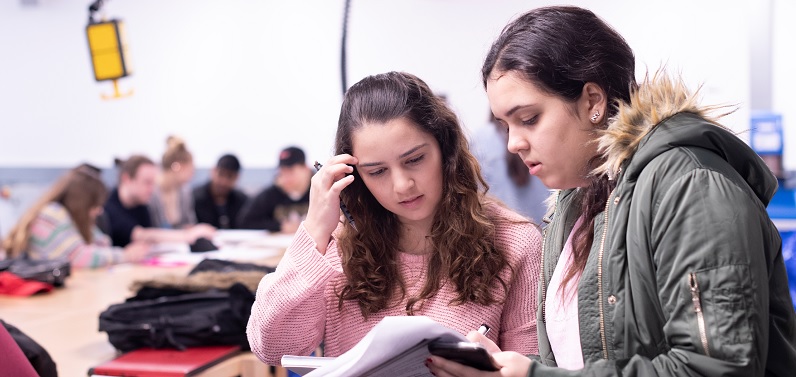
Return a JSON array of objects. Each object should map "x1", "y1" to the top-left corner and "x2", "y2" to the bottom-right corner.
[
  {"x1": 278, "y1": 146, "x2": 306, "y2": 167},
  {"x1": 238, "y1": 146, "x2": 312, "y2": 233}
]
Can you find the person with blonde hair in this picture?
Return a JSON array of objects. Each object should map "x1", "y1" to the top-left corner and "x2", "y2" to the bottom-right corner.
[
  {"x1": 150, "y1": 136, "x2": 200, "y2": 229},
  {"x1": 2, "y1": 164, "x2": 149, "y2": 268},
  {"x1": 247, "y1": 72, "x2": 542, "y2": 365}
]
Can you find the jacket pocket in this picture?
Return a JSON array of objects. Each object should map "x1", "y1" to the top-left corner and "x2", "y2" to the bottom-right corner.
[{"x1": 687, "y1": 264, "x2": 754, "y2": 363}]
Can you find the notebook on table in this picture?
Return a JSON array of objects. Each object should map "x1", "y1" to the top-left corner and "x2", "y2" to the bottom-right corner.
[{"x1": 88, "y1": 345, "x2": 241, "y2": 377}]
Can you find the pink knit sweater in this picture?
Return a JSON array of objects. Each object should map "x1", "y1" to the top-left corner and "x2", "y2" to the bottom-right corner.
[{"x1": 246, "y1": 205, "x2": 542, "y2": 365}]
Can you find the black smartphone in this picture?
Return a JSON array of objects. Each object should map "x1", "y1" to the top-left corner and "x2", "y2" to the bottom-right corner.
[{"x1": 427, "y1": 341, "x2": 499, "y2": 371}]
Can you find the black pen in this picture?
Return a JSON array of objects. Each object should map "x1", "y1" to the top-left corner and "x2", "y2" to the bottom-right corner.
[{"x1": 314, "y1": 161, "x2": 358, "y2": 231}]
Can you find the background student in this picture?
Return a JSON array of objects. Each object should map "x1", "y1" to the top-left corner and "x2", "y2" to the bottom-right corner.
[
  {"x1": 150, "y1": 136, "x2": 198, "y2": 229},
  {"x1": 428, "y1": 6, "x2": 796, "y2": 377},
  {"x1": 238, "y1": 146, "x2": 312, "y2": 233},
  {"x1": 247, "y1": 72, "x2": 542, "y2": 365},
  {"x1": 102, "y1": 155, "x2": 215, "y2": 247},
  {"x1": 2, "y1": 164, "x2": 149, "y2": 268},
  {"x1": 470, "y1": 112, "x2": 549, "y2": 222},
  {"x1": 193, "y1": 154, "x2": 249, "y2": 229}
]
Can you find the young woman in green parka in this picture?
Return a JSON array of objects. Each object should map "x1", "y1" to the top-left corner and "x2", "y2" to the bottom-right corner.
[{"x1": 427, "y1": 5, "x2": 796, "y2": 377}]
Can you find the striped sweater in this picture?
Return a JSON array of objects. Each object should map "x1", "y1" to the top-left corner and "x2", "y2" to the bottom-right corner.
[
  {"x1": 247, "y1": 204, "x2": 542, "y2": 365},
  {"x1": 26, "y1": 202, "x2": 125, "y2": 268}
]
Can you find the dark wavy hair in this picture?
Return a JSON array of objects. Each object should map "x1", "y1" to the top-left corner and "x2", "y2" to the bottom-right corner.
[
  {"x1": 334, "y1": 71, "x2": 513, "y2": 317},
  {"x1": 482, "y1": 6, "x2": 636, "y2": 291}
]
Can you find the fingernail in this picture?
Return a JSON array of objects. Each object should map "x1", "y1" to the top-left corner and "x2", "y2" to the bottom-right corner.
[{"x1": 426, "y1": 358, "x2": 433, "y2": 364}]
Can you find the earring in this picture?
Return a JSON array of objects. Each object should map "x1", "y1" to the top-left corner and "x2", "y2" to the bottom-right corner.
[{"x1": 590, "y1": 111, "x2": 600, "y2": 123}]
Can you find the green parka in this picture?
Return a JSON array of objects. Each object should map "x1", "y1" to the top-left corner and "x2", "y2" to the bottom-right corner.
[{"x1": 531, "y1": 75, "x2": 796, "y2": 376}]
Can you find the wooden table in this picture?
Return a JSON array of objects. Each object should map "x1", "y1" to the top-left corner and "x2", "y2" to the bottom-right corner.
[{"x1": 0, "y1": 248, "x2": 286, "y2": 377}]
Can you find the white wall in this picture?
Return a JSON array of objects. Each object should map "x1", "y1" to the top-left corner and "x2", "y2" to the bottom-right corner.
[
  {"x1": 773, "y1": 0, "x2": 796, "y2": 170},
  {"x1": 0, "y1": 0, "x2": 755, "y2": 168}
]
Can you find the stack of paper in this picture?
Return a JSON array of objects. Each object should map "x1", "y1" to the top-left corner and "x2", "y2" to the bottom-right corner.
[{"x1": 282, "y1": 316, "x2": 467, "y2": 377}]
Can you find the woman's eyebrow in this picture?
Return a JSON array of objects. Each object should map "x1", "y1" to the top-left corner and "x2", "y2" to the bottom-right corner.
[{"x1": 358, "y1": 143, "x2": 428, "y2": 167}]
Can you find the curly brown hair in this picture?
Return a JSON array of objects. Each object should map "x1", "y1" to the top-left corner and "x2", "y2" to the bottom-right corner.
[{"x1": 334, "y1": 71, "x2": 514, "y2": 317}]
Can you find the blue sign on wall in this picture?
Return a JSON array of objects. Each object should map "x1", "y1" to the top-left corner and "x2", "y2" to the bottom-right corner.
[
  {"x1": 782, "y1": 231, "x2": 796, "y2": 310},
  {"x1": 750, "y1": 112, "x2": 783, "y2": 155}
]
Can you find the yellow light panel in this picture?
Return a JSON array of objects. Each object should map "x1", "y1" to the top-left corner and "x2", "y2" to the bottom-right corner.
[{"x1": 86, "y1": 20, "x2": 132, "y2": 81}]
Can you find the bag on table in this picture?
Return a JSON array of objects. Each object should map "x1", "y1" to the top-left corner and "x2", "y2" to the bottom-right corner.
[
  {"x1": 98, "y1": 283, "x2": 255, "y2": 352},
  {"x1": 0, "y1": 257, "x2": 71, "y2": 287}
]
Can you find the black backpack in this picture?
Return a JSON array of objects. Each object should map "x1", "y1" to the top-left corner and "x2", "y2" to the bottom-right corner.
[{"x1": 98, "y1": 283, "x2": 255, "y2": 352}]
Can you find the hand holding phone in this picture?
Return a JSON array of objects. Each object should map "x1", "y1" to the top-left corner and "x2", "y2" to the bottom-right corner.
[{"x1": 427, "y1": 341, "x2": 500, "y2": 371}]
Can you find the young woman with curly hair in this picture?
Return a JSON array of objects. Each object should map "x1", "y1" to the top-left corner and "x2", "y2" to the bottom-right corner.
[{"x1": 247, "y1": 71, "x2": 542, "y2": 365}]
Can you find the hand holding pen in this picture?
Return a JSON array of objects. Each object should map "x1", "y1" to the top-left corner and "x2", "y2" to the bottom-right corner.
[
  {"x1": 303, "y1": 154, "x2": 358, "y2": 255},
  {"x1": 477, "y1": 324, "x2": 491, "y2": 337},
  {"x1": 467, "y1": 323, "x2": 501, "y2": 354},
  {"x1": 314, "y1": 162, "x2": 358, "y2": 231}
]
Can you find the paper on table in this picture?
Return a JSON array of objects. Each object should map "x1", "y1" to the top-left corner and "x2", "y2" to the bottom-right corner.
[
  {"x1": 213, "y1": 230, "x2": 270, "y2": 244},
  {"x1": 143, "y1": 245, "x2": 283, "y2": 266},
  {"x1": 236, "y1": 233, "x2": 295, "y2": 249},
  {"x1": 148, "y1": 242, "x2": 191, "y2": 255},
  {"x1": 211, "y1": 247, "x2": 283, "y2": 261},
  {"x1": 214, "y1": 230, "x2": 295, "y2": 249},
  {"x1": 297, "y1": 316, "x2": 467, "y2": 377}
]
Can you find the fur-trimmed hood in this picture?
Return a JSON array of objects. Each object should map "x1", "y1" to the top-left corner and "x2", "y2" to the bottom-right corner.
[
  {"x1": 130, "y1": 270, "x2": 267, "y2": 294},
  {"x1": 594, "y1": 71, "x2": 777, "y2": 205}
]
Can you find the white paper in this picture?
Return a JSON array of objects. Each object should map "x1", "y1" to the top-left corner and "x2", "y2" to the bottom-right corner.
[
  {"x1": 148, "y1": 242, "x2": 191, "y2": 255},
  {"x1": 297, "y1": 316, "x2": 466, "y2": 377},
  {"x1": 214, "y1": 230, "x2": 295, "y2": 249},
  {"x1": 213, "y1": 230, "x2": 271, "y2": 244},
  {"x1": 280, "y1": 356, "x2": 336, "y2": 376},
  {"x1": 143, "y1": 232, "x2": 289, "y2": 266}
]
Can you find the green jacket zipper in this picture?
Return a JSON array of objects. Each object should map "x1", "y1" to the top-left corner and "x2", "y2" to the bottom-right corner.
[
  {"x1": 597, "y1": 193, "x2": 612, "y2": 360},
  {"x1": 539, "y1": 191, "x2": 559, "y2": 323}
]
